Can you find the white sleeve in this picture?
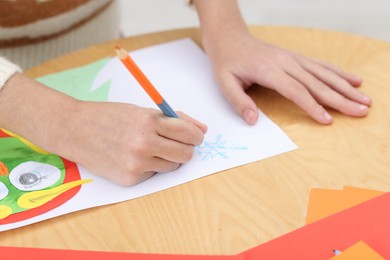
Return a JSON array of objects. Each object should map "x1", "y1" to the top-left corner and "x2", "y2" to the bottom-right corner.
[{"x1": 0, "y1": 57, "x2": 22, "y2": 91}]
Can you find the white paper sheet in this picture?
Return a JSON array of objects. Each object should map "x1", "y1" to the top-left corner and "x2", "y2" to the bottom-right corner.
[{"x1": 0, "y1": 38, "x2": 297, "y2": 231}]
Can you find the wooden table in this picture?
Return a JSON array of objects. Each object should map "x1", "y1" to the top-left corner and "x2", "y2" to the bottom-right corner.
[{"x1": 1, "y1": 26, "x2": 390, "y2": 255}]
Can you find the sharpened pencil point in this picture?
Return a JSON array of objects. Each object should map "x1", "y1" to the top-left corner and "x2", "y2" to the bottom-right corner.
[{"x1": 115, "y1": 46, "x2": 127, "y2": 59}]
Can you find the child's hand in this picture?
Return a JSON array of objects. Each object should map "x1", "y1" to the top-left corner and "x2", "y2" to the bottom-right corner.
[
  {"x1": 53, "y1": 102, "x2": 207, "y2": 186},
  {"x1": 205, "y1": 34, "x2": 372, "y2": 125},
  {"x1": 1, "y1": 74, "x2": 207, "y2": 187}
]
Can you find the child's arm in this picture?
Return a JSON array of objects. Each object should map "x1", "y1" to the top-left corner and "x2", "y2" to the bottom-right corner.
[
  {"x1": 193, "y1": 0, "x2": 371, "y2": 125},
  {"x1": 0, "y1": 67, "x2": 206, "y2": 186}
]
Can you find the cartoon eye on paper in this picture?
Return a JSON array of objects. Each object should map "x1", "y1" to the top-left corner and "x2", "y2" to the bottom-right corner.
[
  {"x1": 0, "y1": 129, "x2": 91, "y2": 224},
  {"x1": 9, "y1": 162, "x2": 62, "y2": 191}
]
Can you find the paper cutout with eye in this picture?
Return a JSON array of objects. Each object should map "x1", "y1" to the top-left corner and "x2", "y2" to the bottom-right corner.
[{"x1": 0, "y1": 129, "x2": 92, "y2": 224}]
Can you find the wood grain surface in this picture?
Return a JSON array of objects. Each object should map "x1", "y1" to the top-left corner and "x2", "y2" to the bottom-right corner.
[{"x1": 1, "y1": 26, "x2": 390, "y2": 255}]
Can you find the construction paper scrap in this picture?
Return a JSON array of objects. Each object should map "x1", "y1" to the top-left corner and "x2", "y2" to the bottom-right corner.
[
  {"x1": 37, "y1": 58, "x2": 112, "y2": 102},
  {"x1": 0, "y1": 38, "x2": 297, "y2": 231},
  {"x1": 330, "y1": 241, "x2": 384, "y2": 260},
  {"x1": 342, "y1": 185, "x2": 385, "y2": 197},
  {"x1": 306, "y1": 186, "x2": 385, "y2": 224},
  {"x1": 241, "y1": 192, "x2": 390, "y2": 259},
  {"x1": 0, "y1": 246, "x2": 245, "y2": 260}
]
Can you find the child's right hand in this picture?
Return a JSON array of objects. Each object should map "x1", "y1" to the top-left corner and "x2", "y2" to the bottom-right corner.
[
  {"x1": 0, "y1": 73, "x2": 207, "y2": 187},
  {"x1": 57, "y1": 101, "x2": 207, "y2": 186}
]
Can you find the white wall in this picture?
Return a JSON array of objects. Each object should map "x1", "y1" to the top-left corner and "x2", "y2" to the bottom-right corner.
[{"x1": 118, "y1": 0, "x2": 390, "y2": 42}]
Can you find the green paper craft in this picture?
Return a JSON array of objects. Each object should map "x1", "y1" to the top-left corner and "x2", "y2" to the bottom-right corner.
[{"x1": 37, "y1": 58, "x2": 112, "y2": 101}]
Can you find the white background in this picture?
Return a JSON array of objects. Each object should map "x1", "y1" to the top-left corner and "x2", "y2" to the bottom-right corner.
[{"x1": 118, "y1": 0, "x2": 390, "y2": 42}]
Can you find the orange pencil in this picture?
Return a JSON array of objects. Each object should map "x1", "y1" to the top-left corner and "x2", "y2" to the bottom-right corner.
[{"x1": 115, "y1": 46, "x2": 178, "y2": 118}]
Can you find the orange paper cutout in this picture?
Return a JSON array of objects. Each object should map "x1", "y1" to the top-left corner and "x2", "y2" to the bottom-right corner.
[
  {"x1": 330, "y1": 241, "x2": 384, "y2": 260},
  {"x1": 306, "y1": 186, "x2": 384, "y2": 224}
]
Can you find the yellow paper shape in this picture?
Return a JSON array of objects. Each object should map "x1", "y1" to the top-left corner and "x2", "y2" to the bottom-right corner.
[
  {"x1": 1, "y1": 128, "x2": 49, "y2": 155},
  {"x1": 330, "y1": 241, "x2": 384, "y2": 260},
  {"x1": 306, "y1": 186, "x2": 385, "y2": 224},
  {"x1": 0, "y1": 205, "x2": 12, "y2": 219},
  {"x1": 17, "y1": 179, "x2": 92, "y2": 209}
]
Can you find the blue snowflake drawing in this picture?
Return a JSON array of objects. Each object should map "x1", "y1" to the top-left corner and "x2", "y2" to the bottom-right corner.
[{"x1": 196, "y1": 134, "x2": 248, "y2": 161}]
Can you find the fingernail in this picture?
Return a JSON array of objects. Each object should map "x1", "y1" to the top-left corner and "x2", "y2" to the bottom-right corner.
[
  {"x1": 358, "y1": 104, "x2": 368, "y2": 110},
  {"x1": 323, "y1": 110, "x2": 333, "y2": 121},
  {"x1": 243, "y1": 109, "x2": 256, "y2": 124}
]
